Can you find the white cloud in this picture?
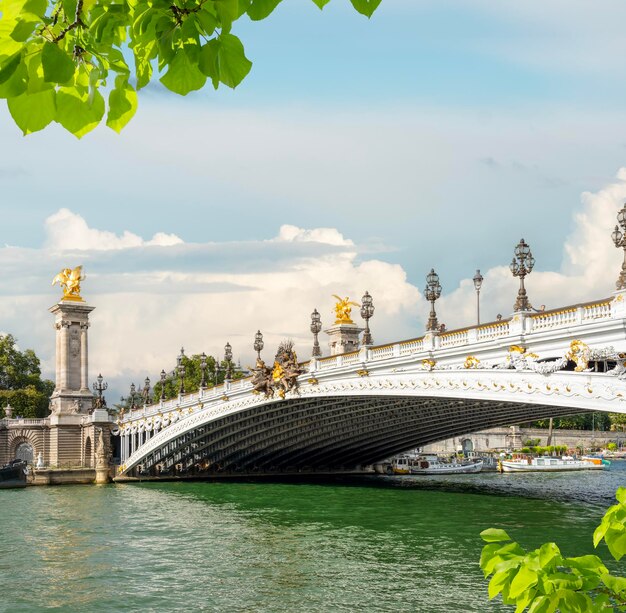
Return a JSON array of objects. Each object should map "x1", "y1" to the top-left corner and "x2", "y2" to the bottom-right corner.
[
  {"x1": 3, "y1": 169, "x2": 626, "y2": 401},
  {"x1": 437, "y1": 168, "x2": 626, "y2": 330},
  {"x1": 273, "y1": 224, "x2": 354, "y2": 247},
  {"x1": 0, "y1": 210, "x2": 420, "y2": 400},
  {"x1": 44, "y1": 208, "x2": 183, "y2": 251}
]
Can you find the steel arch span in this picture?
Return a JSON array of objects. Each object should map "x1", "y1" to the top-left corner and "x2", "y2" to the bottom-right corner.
[{"x1": 115, "y1": 368, "x2": 625, "y2": 478}]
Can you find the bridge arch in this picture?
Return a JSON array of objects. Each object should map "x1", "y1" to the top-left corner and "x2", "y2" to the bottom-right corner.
[{"x1": 117, "y1": 368, "x2": 622, "y2": 477}]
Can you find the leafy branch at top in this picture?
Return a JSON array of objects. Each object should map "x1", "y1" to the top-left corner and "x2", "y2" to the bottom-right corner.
[
  {"x1": 0, "y1": 0, "x2": 383, "y2": 138},
  {"x1": 480, "y1": 487, "x2": 626, "y2": 612}
]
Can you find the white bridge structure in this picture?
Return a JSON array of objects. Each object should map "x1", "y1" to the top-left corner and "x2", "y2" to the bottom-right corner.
[{"x1": 115, "y1": 293, "x2": 626, "y2": 479}]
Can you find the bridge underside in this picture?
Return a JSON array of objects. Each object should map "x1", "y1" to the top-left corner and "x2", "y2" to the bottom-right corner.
[{"x1": 127, "y1": 395, "x2": 584, "y2": 477}]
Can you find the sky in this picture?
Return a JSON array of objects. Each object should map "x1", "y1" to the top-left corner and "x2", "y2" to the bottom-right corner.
[{"x1": 2, "y1": 0, "x2": 626, "y2": 401}]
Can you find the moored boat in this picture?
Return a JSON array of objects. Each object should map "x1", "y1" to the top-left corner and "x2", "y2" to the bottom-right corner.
[
  {"x1": 500, "y1": 456, "x2": 605, "y2": 473},
  {"x1": 0, "y1": 459, "x2": 28, "y2": 488},
  {"x1": 410, "y1": 456, "x2": 483, "y2": 475}
]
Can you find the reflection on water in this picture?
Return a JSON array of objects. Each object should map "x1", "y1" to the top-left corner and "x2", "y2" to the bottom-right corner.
[{"x1": 1, "y1": 462, "x2": 624, "y2": 613}]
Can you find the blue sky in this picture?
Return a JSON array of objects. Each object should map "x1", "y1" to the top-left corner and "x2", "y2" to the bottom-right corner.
[{"x1": 2, "y1": 0, "x2": 626, "y2": 395}]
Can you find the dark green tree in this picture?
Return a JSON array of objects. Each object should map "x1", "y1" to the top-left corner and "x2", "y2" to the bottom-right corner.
[
  {"x1": 0, "y1": 334, "x2": 54, "y2": 418},
  {"x1": 121, "y1": 352, "x2": 246, "y2": 407}
]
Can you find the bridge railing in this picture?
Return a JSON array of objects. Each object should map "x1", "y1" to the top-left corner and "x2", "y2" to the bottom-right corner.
[{"x1": 118, "y1": 297, "x2": 618, "y2": 427}]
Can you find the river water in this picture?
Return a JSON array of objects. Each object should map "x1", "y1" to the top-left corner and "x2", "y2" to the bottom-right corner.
[{"x1": 1, "y1": 463, "x2": 625, "y2": 612}]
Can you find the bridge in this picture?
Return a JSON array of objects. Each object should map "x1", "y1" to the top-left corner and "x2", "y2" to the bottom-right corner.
[
  {"x1": 113, "y1": 221, "x2": 626, "y2": 480},
  {"x1": 115, "y1": 294, "x2": 626, "y2": 479}
]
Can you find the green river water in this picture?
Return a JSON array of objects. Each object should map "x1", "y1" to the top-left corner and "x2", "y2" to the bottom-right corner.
[{"x1": 1, "y1": 463, "x2": 625, "y2": 613}]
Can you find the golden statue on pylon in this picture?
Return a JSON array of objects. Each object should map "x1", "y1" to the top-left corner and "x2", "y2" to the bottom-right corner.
[
  {"x1": 52, "y1": 265, "x2": 85, "y2": 301},
  {"x1": 332, "y1": 295, "x2": 360, "y2": 325}
]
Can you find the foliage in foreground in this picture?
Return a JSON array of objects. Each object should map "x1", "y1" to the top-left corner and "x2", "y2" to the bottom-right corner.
[
  {"x1": 0, "y1": 0, "x2": 381, "y2": 137},
  {"x1": 480, "y1": 487, "x2": 626, "y2": 612},
  {"x1": 0, "y1": 333, "x2": 54, "y2": 418}
]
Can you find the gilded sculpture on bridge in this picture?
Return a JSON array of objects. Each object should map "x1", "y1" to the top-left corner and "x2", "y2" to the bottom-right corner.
[
  {"x1": 332, "y1": 295, "x2": 360, "y2": 325},
  {"x1": 52, "y1": 265, "x2": 85, "y2": 301},
  {"x1": 251, "y1": 340, "x2": 304, "y2": 399}
]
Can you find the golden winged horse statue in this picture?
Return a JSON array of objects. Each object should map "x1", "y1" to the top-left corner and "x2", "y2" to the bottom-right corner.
[
  {"x1": 52, "y1": 265, "x2": 85, "y2": 301},
  {"x1": 332, "y1": 295, "x2": 360, "y2": 325}
]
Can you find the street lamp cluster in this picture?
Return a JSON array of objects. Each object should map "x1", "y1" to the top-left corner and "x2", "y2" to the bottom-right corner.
[
  {"x1": 310, "y1": 290, "x2": 376, "y2": 357},
  {"x1": 425, "y1": 237, "x2": 536, "y2": 333},
  {"x1": 118, "y1": 202, "x2": 626, "y2": 412}
]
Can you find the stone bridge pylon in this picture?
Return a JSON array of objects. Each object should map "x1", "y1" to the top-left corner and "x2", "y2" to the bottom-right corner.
[{"x1": 1, "y1": 267, "x2": 113, "y2": 483}]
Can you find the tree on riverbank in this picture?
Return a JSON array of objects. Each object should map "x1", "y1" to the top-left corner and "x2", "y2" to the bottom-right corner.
[
  {"x1": 480, "y1": 487, "x2": 626, "y2": 611},
  {"x1": 0, "y1": 0, "x2": 381, "y2": 137},
  {"x1": 0, "y1": 334, "x2": 54, "y2": 418},
  {"x1": 118, "y1": 352, "x2": 246, "y2": 407}
]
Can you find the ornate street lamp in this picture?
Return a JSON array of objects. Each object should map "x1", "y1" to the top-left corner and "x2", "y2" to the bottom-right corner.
[
  {"x1": 224, "y1": 342, "x2": 233, "y2": 381},
  {"x1": 159, "y1": 369, "x2": 167, "y2": 401},
  {"x1": 199, "y1": 352, "x2": 208, "y2": 389},
  {"x1": 142, "y1": 376, "x2": 151, "y2": 405},
  {"x1": 310, "y1": 308, "x2": 322, "y2": 357},
  {"x1": 510, "y1": 238, "x2": 535, "y2": 311},
  {"x1": 360, "y1": 291, "x2": 375, "y2": 346},
  {"x1": 612, "y1": 203, "x2": 626, "y2": 290},
  {"x1": 176, "y1": 347, "x2": 186, "y2": 395},
  {"x1": 473, "y1": 269, "x2": 484, "y2": 325},
  {"x1": 129, "y1": 382, "x2": 137, "y2": 410},
  {"x1": 253, "y1": 331, "x2": 264, "y2": 360},
  {"x1": 213, "y1": 360, "x2": 221, "y2": 386},
  {"x1": 92, "y1": 373, "x2": 108, "y2": 407},
  {"x1": 424, "y1": 269, "x2": 442, "y2": 332}
]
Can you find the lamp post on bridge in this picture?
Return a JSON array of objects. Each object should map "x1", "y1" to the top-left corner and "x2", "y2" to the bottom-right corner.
[
  {"x1": 424, "y1": 269, "x2": 442, "y2": 332},
  {"x1": 612, "y1": 203, "x2": 626, "y2": 290},
  {"x1": 224, "y1": 342, "x2": 233, "y2": 382},
  {"x1": 129, "y1": 382, "x2": 138, "y2": 410},
  {"x1": 473, "y1": 270, "x2": 483, "y2": 325},
  {"x1": 253, "y1": 331, "x2": 264, "y2": 361},
  {"x1": 142, "y1": 377, "x2": 151, "y2": 405},
  {"x1": 510, "y1": 238, "x2": 535, "y2": 312},
  {"x1": 92, "y1": 373, "x2": 108, "y2": 409},
  {"x1": 199, "y1": 352, "x2": 208, "y2": 390},
  {"x1": 159, "y1": 369, "x2": 167, "y2": 401},
  {"x1": 360, "y1": 291, "x2": 375, "y2": 346},
  {"x1": 176, "y1": 347, "x2": 186, "y2": 395},
  {"x1": 310, "y1": 309, "x2": 322, "y2": 357}
]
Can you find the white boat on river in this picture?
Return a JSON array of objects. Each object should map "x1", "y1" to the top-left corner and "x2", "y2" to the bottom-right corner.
[
  {"x1": 390, "y1": 454, "x2": 483, "y2": 475},
  {"x1": 410, "y1": 457, "x2": 483, "y2": 475},
  {"x1": 500, "y1": 456, "x2": 606, "y2": 473}
]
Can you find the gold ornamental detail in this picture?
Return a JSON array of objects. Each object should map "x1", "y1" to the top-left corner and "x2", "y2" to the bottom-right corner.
[
  {"x1": 332, "y1": 295, "x2": 360, "y2": 325},
  {"x1": 52, "y1": 265, "x2": 85, "y2": 301},
  {"x1": 464, "y1": 355, "x2": 480, "y2": 369}
]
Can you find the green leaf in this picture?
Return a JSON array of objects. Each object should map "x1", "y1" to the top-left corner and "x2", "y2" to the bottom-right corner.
[
  {"x1": 214, "y1": 0, "x2": 238, "y2": 29},
  {"x1": 0, "y1": 55, "x2": 27, "y2": 98},
  {"x1": 488, "y1": 568, "x2": 514, "y2": 600},
  {"x1": 10, "y1": 15, "x2": 40, "y2": 42},
  {"x1": 566, "y1": 554, "x2": 607, "y2": 575},
  {"x1": 246, "y1": 0, "x2": 282, "y2": 20},
  {"x1": 310, "y1": 0, "x2": 330, "y2": 8},
  {"x1": 602, "y1": 573, "x2": 626, "y2": 594},
  {"x1": 7, "y1": 88, "x2": 56, "y2": 134},
  {"x1": 617, "y1": 486, "x2": 626, "y2": 505},
  {"x1": 42, "y1": 42, "x2": 76, "y2": 84},
  {"x1": 106, "y1": 77, "x2": 137, "y2": 133},
  {"x1": 219, "y1": 33, "x2": 251, "y2": 87},
  {"x1": 509, "y1": 566, "x2": 539, "y2": 599},
  {"x1": 538, "y1": 542, "x2": 561, "y2": 568},
  {"x1": 349, "y1": 0, "x2": 381, "y2": 18},
  {"x1": 160, "y1": 48, "x2": 206, "y2": 95},
  {"x1": 0, "y1": 51, "x2": 22, "y2": 85},
  {"x1": 199, "y1": 33, "x2": 251, "y2": 89},
  {"x1": 480, "y1": 528, "x2": 512, "y2": 543},
  {"x1": 56, "y1": 87, "x2": 105, "y2": 137}
]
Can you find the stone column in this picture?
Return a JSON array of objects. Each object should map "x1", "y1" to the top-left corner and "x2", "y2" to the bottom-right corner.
[
  {"x1": 325, "y1": 323, "x2": 364, "y2": 356},
  {"x1": 80, "y1": 323, "x2": 89, "y2": 392}
]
